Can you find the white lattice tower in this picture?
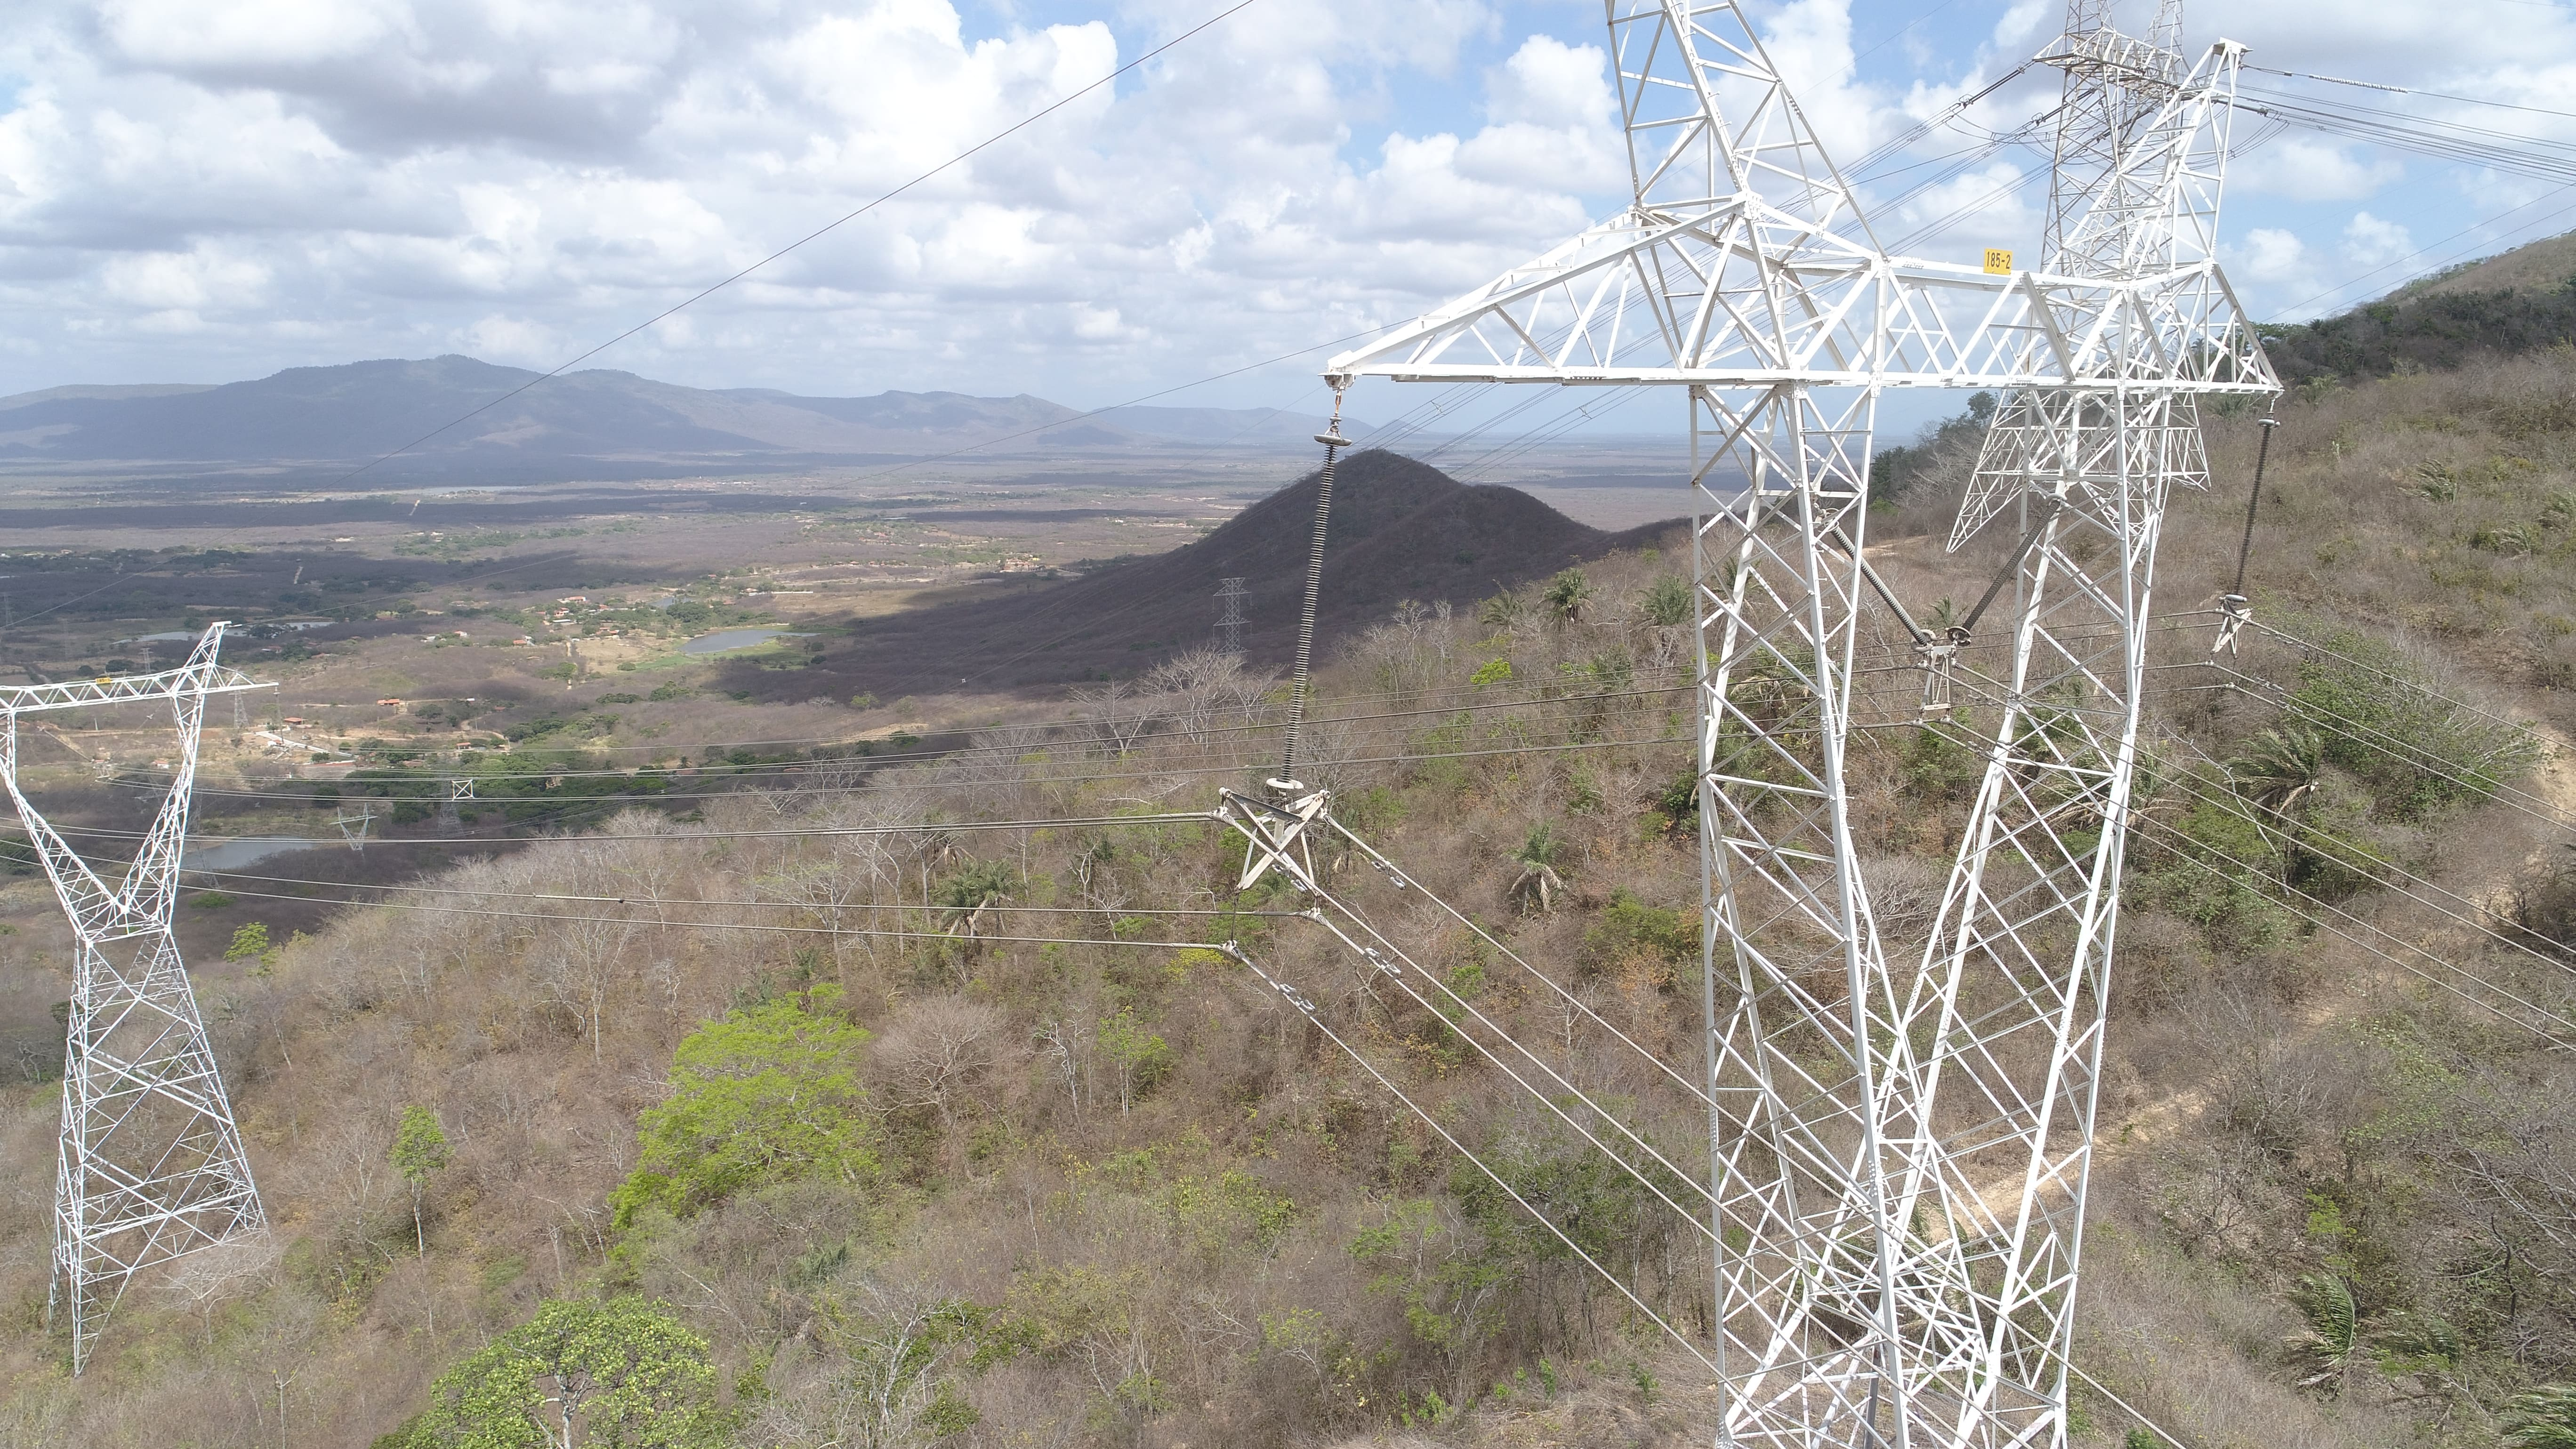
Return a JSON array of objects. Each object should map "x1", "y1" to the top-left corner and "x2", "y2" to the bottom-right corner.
[
  {"x1": 0, "y1": 625, "x2": 270, "y2": 1372},
  {"x1": 1325, "y1": 3, "x2": 2272, "y2": 1443},
  {"x1": 1872, "y1": 16, "x2": 2245, "y2": 1445},
  {"x1": 2038, "y1": 0, "x2": 2186, "y2": 271},
  {"x1": 1214, "y1": 576, "x2": 1249, "y2": 655}
]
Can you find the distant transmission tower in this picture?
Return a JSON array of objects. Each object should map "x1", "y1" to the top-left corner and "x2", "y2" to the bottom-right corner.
[
  {"x1": 0, "y1": 624, "x2": 270, "y2": 1372},
  {"x1": 1213, "y1": 577, "x2": 1248, "y2": 655}
]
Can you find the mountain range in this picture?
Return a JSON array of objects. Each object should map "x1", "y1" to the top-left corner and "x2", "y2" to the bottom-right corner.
[{"x1": 0, "y1": 355, "x2": 1366, "y2": 481}]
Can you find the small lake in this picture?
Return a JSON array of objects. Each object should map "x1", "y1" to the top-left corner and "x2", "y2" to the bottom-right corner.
[
  {"x1": 183, "y1": 837, "x2": 325, "y2": 871},
  {"x1": 680, "y1": 628, "x2": 811, "y2": 655}
]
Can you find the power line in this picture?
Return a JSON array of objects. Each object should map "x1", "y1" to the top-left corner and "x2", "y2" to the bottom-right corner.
[
  {"x1": 2129, "y1": 815, "x2": 2576, "y2": 1048},
  {"x1": 2147, "y1": 744, "x2": 2575, "y2": 979},
  {"x1": 1218, "y1": 942, "x2": 1722, "y2": 1375},
  {"x1": 2247, "y1": 64, "x2": 2576, "y2": 123}
]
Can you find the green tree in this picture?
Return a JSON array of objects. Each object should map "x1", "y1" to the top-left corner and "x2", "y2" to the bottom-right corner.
[
  {"x1": 392, "y1": 1105, "x2": 452, "y2": 1261},
  {"x1": 1096, "y1": 1008, "x2": 1175, "y2": 1114},
  {"x1": 610, "y1": 985, "x2": 878, "y2": 1229},
  {"x1": 400, "y1": 1297, "x2": 726, "y2": 1449},
  {"x1": 225, "y1": 921, "x2": 277, "y2": 974}
]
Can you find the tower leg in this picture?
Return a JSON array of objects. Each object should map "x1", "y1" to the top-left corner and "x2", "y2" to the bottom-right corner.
[
  {"x1": 1692, "y1": 383, "x2": 1953, "y2": 1447},
  {"x1": 1891, "y1": 388, "x2": 2199, "y2": 1446}
]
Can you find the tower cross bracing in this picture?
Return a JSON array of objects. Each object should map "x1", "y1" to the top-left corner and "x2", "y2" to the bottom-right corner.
[
  {"x1": 1314, "y1": 3, "x2": 2278, "y2": 1444},
  {"x1": 0, "y1": 624, "x2": 271, "y2": 1372}
]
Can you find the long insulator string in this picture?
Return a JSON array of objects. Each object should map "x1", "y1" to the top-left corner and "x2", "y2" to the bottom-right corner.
[
  {"x1": 1279, "y1": 387, "x2": 1350, "y2": 784},
  {"x1": 2229, "y1": 411, "x2": 2279, "y2": 600}
]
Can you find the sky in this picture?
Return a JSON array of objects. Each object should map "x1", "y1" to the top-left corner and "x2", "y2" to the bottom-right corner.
[{"x1": 3, "y1": 0, "x2": 2574, "y2": 432}]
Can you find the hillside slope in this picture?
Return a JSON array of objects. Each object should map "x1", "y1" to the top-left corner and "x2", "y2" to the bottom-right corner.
[
  {"x1": 2264, "y1": 229, "x2": 2576, "y2": 384},
  {"x1": 745, "y1": 448, "x2": 1682, "y2": 700},
  {"x1": 2, "y1": 344, "x2": 2575, "y2": 1449}
]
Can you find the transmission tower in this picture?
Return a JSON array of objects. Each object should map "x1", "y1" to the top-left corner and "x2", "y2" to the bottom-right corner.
[
  {"x1": 0, "y1": 625, "x2": 271, "y2": 1372},
  {"x1": 1321, "y1": 2, "x2": 2272, "y2": 1443},
  {"x1": 1213, "y1": 577, "x2": 1248, "y2": 656},
  {"x1": 1896, "y1": 7, "x2": 2224, "y2": 1441}
]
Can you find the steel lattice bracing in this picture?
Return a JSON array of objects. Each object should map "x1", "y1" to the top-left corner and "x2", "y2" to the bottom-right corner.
[
  {"x1": 1321, "y1": 2, "x2": 2277, "y2": 1445},
  {"x1": 1878, "y1": 12, "x2": 2237, "y2": 1441},
  {"x1": 0, "y1": 625, "x2": 270, "y2": 1372},
  {"x1": 1686, "y1": 379, "x2": 1944, "y2": 1445},
  {"x1": 2037, "y1": 0, "x2": 2186, "y2": 273},
  {"x1": 1879, "y1": 393, "x2": 2208, "y2": 1447}
]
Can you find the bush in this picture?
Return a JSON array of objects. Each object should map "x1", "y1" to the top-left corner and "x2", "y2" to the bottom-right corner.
[
  {"x1": 2505, "y1": 857, "x2": 2576, "y2": 961},
  {"x1": 397, "y1": 1297, "x2": 725, "y2": 1448},
  {"x1": 2285, "y1": 627, "x2": 2540, "y2": 819},
  {"x1": 609, "y1": 985, "x2": 878, "y2": 1228},
  {"x1": 1578, "y1": 890, "x2": 1695, "y2": 987}
]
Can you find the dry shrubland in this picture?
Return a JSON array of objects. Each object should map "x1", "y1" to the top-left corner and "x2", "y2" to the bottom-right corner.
[{"x1": 2, "y1": 353, "x2": 2576, "y2": 1448}]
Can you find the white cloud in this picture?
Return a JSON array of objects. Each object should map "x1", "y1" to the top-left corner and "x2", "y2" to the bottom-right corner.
[
  {"x1": 2343, "y1": 211, "x2": 2417, "y2": 267},
  {"x1": 1486, "y1": 34, "x2": 1610, "y2": 132},
  {"x1": 1886, "y1": 160, "x2": 2041, "y2": 259},
  {"x1": 2236, "y1": 227, "x2": 2310, "y2": 284},
  {"x1": 97, "y1": 245, "x2": 273, "y2": 310},
  {"x1": 0, "y1": 0, "x2": 1634, "y2": 399},
  {"x1": 2230, "y1": 136, "x2": 2402, "y2": 204},
  {"x1": 3, "y1": 0, "x2": 2572, "y2": 401}
]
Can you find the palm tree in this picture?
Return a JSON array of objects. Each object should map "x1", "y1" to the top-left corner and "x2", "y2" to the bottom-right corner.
[
  {"x1": 934, "y1": 859, "x2": 1016, "y2": 940},
  {"x1": 1542, "y1": 569, "x2": 1591, "y2": 623},
  {"x1": 2506, "y1": 1385, "x2": 2576, "y2": 1449},
  {"x1": 1508, "y1": 823, "x2": 1568, "y2": 914},
  {"x1": 2228, "y1": 722, "x2": 2325, "y2": 816},
  {"x1": 1640, "y1": 574, "x2": 1692, "y2": 628},
  {"x1": 2290, "y1": 1273, "x2": 2360, "y2": 1393}
]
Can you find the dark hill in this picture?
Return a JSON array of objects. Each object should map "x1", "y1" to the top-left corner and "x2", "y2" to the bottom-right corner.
[{"x1": 731, "y1": 450, "x2": 1683, "y2": 700}]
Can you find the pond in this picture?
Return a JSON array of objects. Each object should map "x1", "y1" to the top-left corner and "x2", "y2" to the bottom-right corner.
[
  {"x1": 679, "y1": 628, "x2": 812, "y2": 655},
  {"x1": 182, "y1": 836, "x2": 326, "y2": 871}
]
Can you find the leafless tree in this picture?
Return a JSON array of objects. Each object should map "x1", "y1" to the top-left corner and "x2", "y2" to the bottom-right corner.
[
  {"x1": 538, "y1": 911, "x2": 640, "y2": 1063},
  {"x1": 1071, "y1": 677, "x2": 1164, "y2": 755},
  {"x1": 157, "y1": 1231, "x2": 280, "y2": 1347},
  {"x1": 1034, "y1": 1018, "x2": 1085, "y2": 1120},
  {"x1": 873, "y1": 996, "x2": 1006, "y2": 1138}
]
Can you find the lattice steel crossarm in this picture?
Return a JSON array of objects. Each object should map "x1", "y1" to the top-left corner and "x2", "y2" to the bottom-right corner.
[
  {"x1": 1326, "y1": 229, "x2": 2268, "y2": 394},
  {"x1": 1324, "y1": 33, "x2": 2267, "y2": 397},
  {"x1": 0, "y1": 624, "x2": 270, "y2": 1373}
]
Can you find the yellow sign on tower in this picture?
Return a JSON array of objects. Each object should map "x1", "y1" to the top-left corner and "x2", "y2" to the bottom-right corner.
[{"x1": 1983, "y1": 248, "x2": 2014, "y2": 275}]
